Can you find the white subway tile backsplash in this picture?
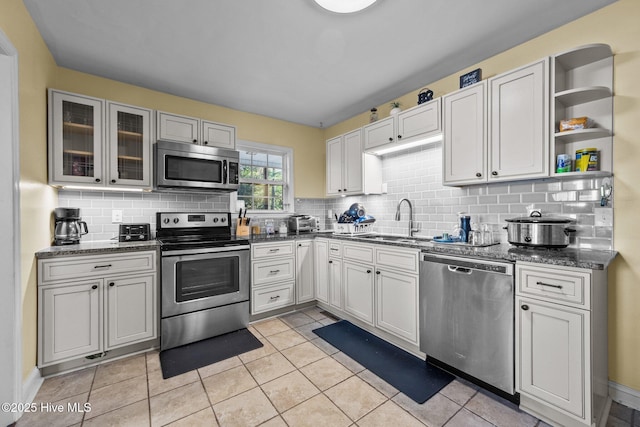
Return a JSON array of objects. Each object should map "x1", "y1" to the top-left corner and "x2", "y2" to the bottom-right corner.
[{"x1": 57, "y1": 145, "x2": 613, "y2": 250}]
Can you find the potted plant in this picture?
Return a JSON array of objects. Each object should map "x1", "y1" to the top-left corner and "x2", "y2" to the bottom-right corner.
[{"x1": 389, "y1": 101, "x2": 402, "y2": 115}]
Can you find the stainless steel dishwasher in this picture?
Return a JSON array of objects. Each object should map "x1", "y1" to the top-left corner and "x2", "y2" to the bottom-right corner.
[{"x1": 419, "y1": 253, "x2": 515, "y2": 397}]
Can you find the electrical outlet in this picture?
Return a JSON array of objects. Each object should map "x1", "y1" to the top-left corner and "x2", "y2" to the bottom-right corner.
[
  {"x1": 594, "y1": 207, "x2": 613, "y2": 227},
  {"x1": 112, "y1": 210, "x2": 123, "y2": 223}
]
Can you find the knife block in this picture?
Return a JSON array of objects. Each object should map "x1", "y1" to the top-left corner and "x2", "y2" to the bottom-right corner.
[{"x1": 236, "y1": 219, "x2": 250, "y2": 237}]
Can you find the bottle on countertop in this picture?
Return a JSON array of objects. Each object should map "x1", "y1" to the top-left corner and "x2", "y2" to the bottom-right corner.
[{"x1": 458, "y1": 212, "x2": 471, "y2": 243}]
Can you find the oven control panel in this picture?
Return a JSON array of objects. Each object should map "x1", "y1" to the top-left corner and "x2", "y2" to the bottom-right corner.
[{"x1": 156, "y1": 212, "x2": 230, "y2": 229}]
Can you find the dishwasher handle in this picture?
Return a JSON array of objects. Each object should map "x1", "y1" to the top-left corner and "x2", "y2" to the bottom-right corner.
[
  {"x1": 448, "y1": 265, "x2": 472, "y2": 274},
  {"x1": 421, "y1": 253, "x2": 513, "y2": 275}
]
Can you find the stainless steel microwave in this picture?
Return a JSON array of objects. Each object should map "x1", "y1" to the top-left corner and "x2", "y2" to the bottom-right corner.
[{"x1": 154, "y1": 140, "x2": 239, "y2": 192}]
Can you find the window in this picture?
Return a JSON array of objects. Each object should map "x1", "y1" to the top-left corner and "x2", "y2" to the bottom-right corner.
[{"x1": 236, "y1": 140, "x2": 293, "y2": 213}]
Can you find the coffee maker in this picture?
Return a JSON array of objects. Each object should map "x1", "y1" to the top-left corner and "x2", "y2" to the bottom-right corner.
[{"x1": 54, "y1": 207, "x2": 88, "y2": 245}]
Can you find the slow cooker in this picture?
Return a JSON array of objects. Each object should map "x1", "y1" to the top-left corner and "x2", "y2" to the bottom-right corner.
[{"x1": 505, "y1": 212, "x2": 576, "y2": 248}]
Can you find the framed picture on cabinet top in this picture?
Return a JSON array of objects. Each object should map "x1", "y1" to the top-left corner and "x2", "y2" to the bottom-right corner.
[{"x1": 460, "y1": 68, "x2": 482, "y2": 88}]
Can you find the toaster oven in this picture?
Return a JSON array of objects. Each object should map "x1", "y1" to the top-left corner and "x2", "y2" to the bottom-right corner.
[{"x1": 288, "y1": 215, "x2": 319, "y2": 232}]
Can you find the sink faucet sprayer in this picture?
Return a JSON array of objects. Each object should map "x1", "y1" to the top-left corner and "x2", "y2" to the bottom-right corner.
[{"x1": 395, "y1": 198, "x2": 419, "y2": 237}]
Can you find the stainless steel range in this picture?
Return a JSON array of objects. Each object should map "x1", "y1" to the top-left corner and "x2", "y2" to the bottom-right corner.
[{"x1": 156, "y1": 212, "x2": 250, "y2": 350}]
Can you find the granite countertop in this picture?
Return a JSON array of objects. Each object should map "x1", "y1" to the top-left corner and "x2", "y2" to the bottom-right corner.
[
  {"x1": 35, "y1": 240, "x2": 160, "y2": 259},
  {"x1": 35, "y1": 231, "x2": 617, "y2": 270}
]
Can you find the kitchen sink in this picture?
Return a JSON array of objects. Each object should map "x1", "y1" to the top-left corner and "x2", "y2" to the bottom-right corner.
[{"x1": 356, "y1": 235, "x2": 432, "y2": 244}]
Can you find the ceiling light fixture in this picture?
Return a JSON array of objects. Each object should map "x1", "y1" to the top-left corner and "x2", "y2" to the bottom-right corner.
[{"x1": 313, "y1": 0, "x2": 377, "y2": 14}]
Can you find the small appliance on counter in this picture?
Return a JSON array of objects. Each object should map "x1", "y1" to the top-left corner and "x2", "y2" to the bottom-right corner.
[
  {"x1": 288, "y1": 215, "x2": 319, "y2": 232},
  {"x1": 118, "y1": 223, "x2": 151, "y2": 242},
  {"x1": 53, "y1": 207, "x2": 88, "y2": 246},
  {"x1": 505, "y1": 212, "x2": 576, "y2": 248}
]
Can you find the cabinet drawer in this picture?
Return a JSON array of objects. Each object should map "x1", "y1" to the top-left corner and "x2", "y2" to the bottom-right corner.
[
  {"x1": 252, "y1": 257, "x2": 295, "y2": 286},
  {"x1": 252, "y1": 241, "x2": 294, "y2": 259},
  {"x1": 40, "y1": 251, "x2": 156, "y2": 284},
  {"x1": 343, "y1": 242, "x2": 374, "y2": 263},
  {"x1": 375, "y1": 247, "x2": 419, "y2": 274},
  {"x1": 252, "y1": 282, "x2": 295, "y2": 314},
  {"x1": 328, "y1": 241, "x2": 342, "y2": 258},
  {"x1": 516, "y1": 263, "x2": 591, "y2": 308}
]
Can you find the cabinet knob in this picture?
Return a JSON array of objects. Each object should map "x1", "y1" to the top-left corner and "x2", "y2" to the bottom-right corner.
[
  {"x1": 111, "y1": 179, "x2": 116, "y2": 184},
  {"x1": 109, "y1": 282, "x2": 115, "y2": 287},
  {"x1": 192, "y1": 139, "x2": 198, "y2": 143},
  {"x1": 388, "y1": 137, "x2": 393, "y2": 142},
  {"x1": 491, "y1": 171, "x2": 498, "y2": 176},
  {"x1": 329, "y1": 260, "x2": 333, "y2": 264},
  {"x1": 343, "y1": 188, "x2": 347, "y2": 192},
  {"x1": 397, "y1": 135, "x2": 402, "y2": 139},
  {"x1": 95, "y1": 178, "x2": 101, "y2": 183},
  {"x1": 476, "y1": 173, "x2": 482, "y2": 178},
  {"x1": 204, "y1": 141, "x2": 208, "y2": 145},
  {"x1": 521, "y1": 304, "x2": 529, "y2": 311},
  {"x1": 376, "y1": 271, "x2": 381, "y2": 274},
  {"x1": 298, "y1": 243, "x2": 302, "y2": 247},
  {"x1": 91, "y1": 285, "x2": 98, "y2": 290},
  {"x1": 366, "y1": 269, "x2": 371, "y2": 273},
  {"x1": 338, "y1": 189, "x2": 342, "y2": 192}
]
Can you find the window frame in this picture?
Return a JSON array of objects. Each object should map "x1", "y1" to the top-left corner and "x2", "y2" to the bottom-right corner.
[{"x1": 235, "y1": 139, "x2": 294, "y2": 215}]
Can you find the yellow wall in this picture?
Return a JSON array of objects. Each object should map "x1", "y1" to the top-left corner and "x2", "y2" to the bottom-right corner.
[
  {"x1": 0, "y1": 0, "x2": 58, "y2": 381},
  {"x1": 326, "y1": 0, "x2": 640, "y2": 391}
]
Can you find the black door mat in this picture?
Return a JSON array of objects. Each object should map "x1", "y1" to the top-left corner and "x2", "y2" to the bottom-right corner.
[
  {"x1": 313, "y1": 320, "x2": 454, "y2": 404},
  {"x1": 159, "y1": 328, "x2": 263, "y2": 379}
]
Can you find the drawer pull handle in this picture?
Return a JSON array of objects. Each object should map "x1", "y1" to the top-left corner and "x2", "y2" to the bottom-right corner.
[
  {"x1": 536, "y1": 281, "x2": 563, "y2": 289},
  {"x1": 330, "y1": 248, "x2": 339, "y2": 251},
  {"x1": 270, "y1": 295, "x2": 280, "y2": 300},
  {"x1": 93, "y1": 264, "x2": 112, "y2": 269},
  {"x1": 269, "y1": 269, "x2": 280, "y2": 274},
  {"x1": 268, "y1": 248, "x2": 280, "y2": 252}
]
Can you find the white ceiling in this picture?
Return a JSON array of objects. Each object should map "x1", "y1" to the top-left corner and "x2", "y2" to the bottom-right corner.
[{"x1": 23, "y1": 0, "x2": 616, "y2": 128}]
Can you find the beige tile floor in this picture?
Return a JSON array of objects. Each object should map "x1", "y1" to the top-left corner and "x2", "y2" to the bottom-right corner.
[{"x1": 16, "y1": 307, "x2": 632, "y2": 427}]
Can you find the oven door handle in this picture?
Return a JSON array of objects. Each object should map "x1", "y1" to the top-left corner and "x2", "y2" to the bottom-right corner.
[{"x1": 162, "y1": 245, "x2": 249, "y2": 257}]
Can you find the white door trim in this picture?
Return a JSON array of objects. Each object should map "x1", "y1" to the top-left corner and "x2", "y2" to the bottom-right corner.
[{"x1": 0, "y1": 27, "x2": 23, "y2": 425}]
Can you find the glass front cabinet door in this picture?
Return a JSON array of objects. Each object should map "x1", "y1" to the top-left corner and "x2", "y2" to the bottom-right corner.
[
  {"x1": 107, "y1": 102, "x2": 152, "y2": 189},
  {"x1": 49, "y1": 90, "x2": 104, "y2": 185},
  {"x1": 48, "y1": 89, "x2": 153, "y2": 189}
]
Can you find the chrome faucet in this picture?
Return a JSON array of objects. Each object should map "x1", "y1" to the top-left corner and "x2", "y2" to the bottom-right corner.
[{"x1": 395, "y1": 198, "x2": 419, "y2": 237}]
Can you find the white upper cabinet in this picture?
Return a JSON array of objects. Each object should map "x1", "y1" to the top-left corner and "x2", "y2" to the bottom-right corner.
[
  {"x1": 443, "y1": 58, "x2": 549, "y2": 185},
  {"x1": 362, "y1": 116, "x2": 394, "y2": 151},
  {"x1": 443, "y1": 82, "x2": 487, "y2": 185},
  {"x1": 157, "y1": 111, "x2": 199, "y2": 144},
  {"x1": 157, "y1": 111, "x2": 236, "y2": 149},
  {"x1": 49, "y1": 90, "x2": 105, "y2": 186},
  {"x1": 363, "y1": 98, "x2": 441, "y2": 153},
  {"x1": 48, "y1": 89, "x2": 153, "y2": 190},
  {"x1": 107, "y1": 102, "x2": 153, "y2": 188},
  {"x1": 488, "y1": 58, "x2": 549, "y2": 182},
  {"x1": 326, "y1": 129, "x2": 381, "y2": 196},
  {"x1": 201, "y1": 120, "x2": 236, "y2": 149},
  {"x1": 550, "y1": 44, "x2": 613, "y2": 177}
]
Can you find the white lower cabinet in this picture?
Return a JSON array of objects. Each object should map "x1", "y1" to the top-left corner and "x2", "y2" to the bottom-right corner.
[
  {"x1": 40, "y1": 280, "x2": 102, "y2": 365},
  {"x1": 313, "y1": 238, "x2": 329, "y2": 304},
  {"x1": 515, "y1": 262, "x2": 608, "y2": 427},
  {"x1": 38, "y1": 250, "x2": 158, "y2": 367},
  {"x1": 375, "y1": 269, "x2": 419, "y2": 344},
  {"x1": 251, "y1": 241, "x2": 296, "y2": 315},
  {"x1": 295, "y1": 240, "x2": 315, "y2": 304},
  {"x1": 343, "y1": 261, "x2": 375, "y2": 325},
  {"x1": 106, "y1": 274, "x2": 156, "y2": 349},
  {"x1": 315, "y1": 240, "x2": 419, "y2": 350}
]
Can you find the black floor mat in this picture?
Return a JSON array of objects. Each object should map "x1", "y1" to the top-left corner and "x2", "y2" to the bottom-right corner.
[
  {"x1": 313, "y1": 320, "x2": 454, "y2": 403},
  {"x1": 159, "y1": 328, "x2": 263, "y2": 379}
]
